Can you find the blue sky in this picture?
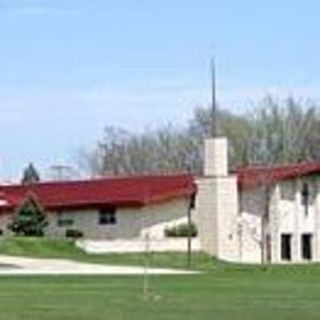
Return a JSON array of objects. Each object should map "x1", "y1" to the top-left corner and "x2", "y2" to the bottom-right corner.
[{"x1": 1, "y1": 0, "x2": 320, "y2": 181}]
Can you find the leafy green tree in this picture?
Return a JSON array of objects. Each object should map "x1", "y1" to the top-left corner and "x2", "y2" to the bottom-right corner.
[
  {"x1": 8, "y1": 196, "x2": 48, "y2": 236},
  {"x1": 21, "y1": 163, "x2": 40, "y2": 184}
]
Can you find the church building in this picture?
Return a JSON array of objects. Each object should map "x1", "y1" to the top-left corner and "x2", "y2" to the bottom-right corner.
[
  {"x1": 0, "y1": 65, "x2": 319, "y2": 263},
  {"x1": 0, "y1": 135, "x2": 319, "y2": 263},
  {"x1": 196, "y1": 136, "x2": 320, "y2": 263}
]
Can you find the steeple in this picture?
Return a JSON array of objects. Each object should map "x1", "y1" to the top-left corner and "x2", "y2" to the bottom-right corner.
[
  {"x1": 197, "y1": 59, "x2": 239, "y2": 262},
  {"x1": 204, "y1": 58, "x2": 228, "y2": 177},
  {"x1": 210, "y1": 58, "x2": 218, "y2": 137}
]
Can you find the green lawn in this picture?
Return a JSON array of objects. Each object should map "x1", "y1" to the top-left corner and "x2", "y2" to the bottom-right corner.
[
  {"x1": 1, "y1": 269, "x2": 320, "y2": 320},
  {"x1": 0, "y1": 237, "x2": 320, "y2": 319},
  {"x1": 0, "y1": 237, "x2": 215, "y2": 270}
]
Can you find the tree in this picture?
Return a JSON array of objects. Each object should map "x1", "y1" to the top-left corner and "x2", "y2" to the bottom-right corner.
[
  {"x1": 246, "y1": 96, "x2": 320, "y2": 165},
  {"x1": 78, "y1": 96, "x2": 320, "y2": 176},
  {"x1": 8, "y1": 196, "x2": 48, "y2": 236},
  {"x1": 80, "y1": 125, "x2": 202, "y2": 176},
  {"x1": 21, "y1": 163, "x2": 40, "y2": 184}
]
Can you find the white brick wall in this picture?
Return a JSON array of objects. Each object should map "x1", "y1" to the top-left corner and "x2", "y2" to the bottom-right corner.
[
  {"x1": 77, "y1": 238, "x2": 201, "y2": 253},
  {"x1": 195, "y1": 177, "x2": 218, "y2": 255},
  {"x1": 204, "y1": 138, "x2": 228, "y2": 177},
  {"x1": 215, "y1": 175, "x2": 240, "y2": 262},
  {"x1": 239, "y1": 177, "x2": 320, "y2": 263},
  {"x1": 45, "y1": 197, "x2": 191, "y2": 240},
  {"x1": 196, "y1": 137, "x2": 239, "y2": 261}
]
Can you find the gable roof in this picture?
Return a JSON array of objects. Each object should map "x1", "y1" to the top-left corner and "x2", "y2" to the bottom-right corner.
[
  {"x1": 236, "y1": 161, "x2": 320, "y2": 189},
  {"x1": 0, "y1": 174, "x2": 196, "y2": 212}
]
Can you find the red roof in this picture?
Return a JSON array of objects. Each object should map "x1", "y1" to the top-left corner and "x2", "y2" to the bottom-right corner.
[
  {"x1": 236, "y1": 161, "x2": 320, "y2": 189},
  {"x1": 0, "y1": 174, "x2": 196, "y2": 212},
  {"x1": 2, "y1": 161, "x2": 318, "y2": 211}
]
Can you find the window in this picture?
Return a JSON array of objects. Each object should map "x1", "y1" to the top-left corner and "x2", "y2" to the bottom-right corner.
[
  {"x1": 281, "y1": 234, "x2": 292, "y2": 261},
  {"x1": 301, "y1": 183, "x2": 309, "y2": 205},
  {"x1": 99, "y1": 208, "x2": 117, "y2": 225},
  {"x1": 301, "y1": 234, "x2": 313, "y2": 260},
  {"x1": 189, "y1": 193, "x2": 196, "y2": 209},
  {"x1": 57, "y1": 213, "x2": 74, "y2": 227},
  {"x1": 301, "y1": 183, "x2": 309, "y2": 216}
]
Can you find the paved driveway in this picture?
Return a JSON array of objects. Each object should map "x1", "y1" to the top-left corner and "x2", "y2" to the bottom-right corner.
[{"x1": 0, "y1": 255, "x2": 197, "y2": 275}]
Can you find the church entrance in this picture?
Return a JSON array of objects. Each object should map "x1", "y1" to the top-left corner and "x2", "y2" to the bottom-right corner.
[
  {"x1": 301, "y1": 233, "x2": 313, "y2": 260},
  {"x1": 281, "y1": 234, "x2": 292, "y2": 261}
]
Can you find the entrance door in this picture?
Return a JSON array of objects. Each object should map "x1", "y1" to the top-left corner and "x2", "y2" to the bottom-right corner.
[
  {"x1": 301, "y1": 234, "x2": 313, "y2": 260},
  {"x1": 281, "y1": 234, "x2": 292, "y2": 261}
]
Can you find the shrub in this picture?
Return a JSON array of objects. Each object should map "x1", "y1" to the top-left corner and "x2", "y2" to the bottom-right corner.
[
  {"x1": 65, "y1": 229, "x2": 84, "y2": 239},
  {"x1": 165, "y1": 222, "x2": 197, "y2": 238}
]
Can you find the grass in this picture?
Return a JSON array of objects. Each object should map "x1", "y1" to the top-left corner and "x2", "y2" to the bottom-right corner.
[
  {"x1": 0, "y1": 236, "x2": 215, "y2": 270},
  {"x1": 0, "y1": 237, "x2": 320, "y2": 319},
  {"x1": 0, "y1": 237, "x2": 84, "y2": 259},
  {"x1": 1, "y1": 269, "x2": 320, "y2": 320}
]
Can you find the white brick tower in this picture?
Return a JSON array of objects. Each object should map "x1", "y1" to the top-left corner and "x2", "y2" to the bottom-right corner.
[{"x1": 196, "y1": 61, "x2": 240, "y2": 261}]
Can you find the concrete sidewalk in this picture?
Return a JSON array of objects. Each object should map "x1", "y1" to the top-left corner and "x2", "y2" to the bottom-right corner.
[{"x1": 0, "y1": 255, "x2": 198, "y2": 275}]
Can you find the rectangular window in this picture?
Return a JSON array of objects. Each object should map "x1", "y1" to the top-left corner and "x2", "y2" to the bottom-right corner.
[
  {"x1": 189, "y1": 194, "x2": 196, "y2": 209},
  {"x1": 301, "y1": 183, "x2": 310, "y2": 216},
  {"x1": 281, "y1": 234, "x2": 292, "y2": 261},
  {"x1": 99, "y1": 208, "x2": 117, "y2": 225},
  {"x1": 301, "y1": 234, "x2": 313, "y2": 260},
  {"x1": 57, "y1": 213, "x2": 74, "y2": 227}
]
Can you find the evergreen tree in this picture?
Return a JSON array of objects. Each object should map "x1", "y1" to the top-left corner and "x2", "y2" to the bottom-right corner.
[
  {"x1": 21, "y1": 163, "x2": 40, "y2": 184},
  {"x1": 8, "y1": 197, "x2": 48, "y2": 236}
]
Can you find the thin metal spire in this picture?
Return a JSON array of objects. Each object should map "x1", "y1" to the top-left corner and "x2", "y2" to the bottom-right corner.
[{"x1": 211, "y1": 58, "x2": 218, "y2": 137}]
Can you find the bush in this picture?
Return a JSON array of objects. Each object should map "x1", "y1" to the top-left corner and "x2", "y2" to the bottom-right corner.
[
  {"x1": 165, "y1": 223, "x2": 197, "y2": 238},
  {"x1": 65, "y1": 229, "x2": 84, "y2": 239}
]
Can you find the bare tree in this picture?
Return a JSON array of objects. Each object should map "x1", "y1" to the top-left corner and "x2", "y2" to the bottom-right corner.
[
  {"x1": 78, "y1": 96, "x2": 320, "y2": 177},
  {"x1": 247, "y1": 96, "x2": 320, "y2": 164}
]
